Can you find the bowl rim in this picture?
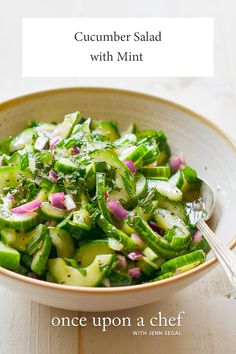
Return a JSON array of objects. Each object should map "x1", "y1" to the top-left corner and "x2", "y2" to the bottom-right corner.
[{"x1": 0, "y1": 86, "x2": 236, "y2": 294}]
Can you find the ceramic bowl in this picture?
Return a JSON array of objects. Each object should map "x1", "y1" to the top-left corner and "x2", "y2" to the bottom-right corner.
[{"x1": 0, "y1": 88, "x2": 236, "y2": 311}]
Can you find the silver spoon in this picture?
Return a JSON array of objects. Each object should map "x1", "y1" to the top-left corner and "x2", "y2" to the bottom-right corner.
[{"x1": 191, "y1": 180, "x2": 236, "y2": 292}]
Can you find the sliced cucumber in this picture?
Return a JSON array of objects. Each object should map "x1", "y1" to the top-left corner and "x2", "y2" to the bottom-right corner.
[
  {"x1": 135, "y1": 202, "x2": 157, "y2": 222},
  {"x1": 161, "y1": 250, "x2": 205, "y2": 274},
  {"x1": 157, "y1": 197, "x2": 188, "y2": 223},
  {"x1": 109, "y1": 169, "x2": 137, "y2": 208},
  {"x1": 94, "y1": 161, "x2": 108, "y2": 172},
  {"x1": 85, "y1": 162, "x2": 96, "y2": 192},
  {"x1": 138, "y1": 254, "x2": 165, "y2": 276},
  {"x1": 40, "y1": 202, "x2": 67, "y2": 220},
  {"x1": 54, "y1": 158, "x2": 79, "y2": 173},
  {"x1": 31, "y1": 232, "x2": 52, "y2": 276},
  {"x1": 109, "y1": 271, "x2": 132, "y2": 287},
  {"x1": 119, "y1": 144, "x2": 148, "y2": 165},
  {"x1": 131, "y1": 214, "x2": 184, "y2": 259},
  {"x1": 115, "y1": 133, "x2": 137, "y2": 147},
  {"x1": 142, "y1": 166, "x2": 170, "y2": 179},
  {"x1": 72, "y1": 117, "x2": 91, "y2": 135},
  {"x1": 136, "y1": 129, "x2": 157, "y2": 140},
  {"x1": 169, "y1": 170, "x2": 184, "y2": 189},
  {"x1": 1, "y1": 228, "x2": 16, "y2": 245},
  {"x1": 72, "y1": 207, "x2": 92, "y2": 231},
  {"x1": 119, "y1": 219, "x2": 136, "y2": 236},
  {"x1": 39, "y1": 151, "x2": 53, "y2": 165},
  {"x1": 91, "y1": 150, "x2": 136, "y2": 203},
  {"x1": 154, "y1": 209, "x2": 191, "y2": 250},
  {"x1": 8, "y1": 151, "x2": 22, "y2": 166},
  {"x1": 0, "y1": 241, "x2": 20, "y2": 271},
  {"x1": 135, "y1": 173, "x2": 147, "y2": 199},
  {"x1": 181, "y1": 167, "x2": 202, "y2": 202},
  {"x1": 137, "y1": 256, "x2": 160, "y2": 276},
  {"x1": 0, "y1": 208, "x2": 39, "y2": 230},
  {"x1": 143, "y1": 247, "x2": 159, "y2": 262},
  {"x1": 156, "y1": 131, "x2": 170, "y2": 165},
  {"x1": 56, "y1": 212, "x2": 73, "y2": 229},
  {"x1": 0, "y1": 166, "x2": 32, "y2": 192},
  {"x1": 91, "y1": 120, "x2": 120, "y2": 141},
  {"x1": 147, "y1": 180, "x2": 182, "y2": 202},
  {"x1": 96, "y1": 215, "x2": 136, "y2": 252},
  {"x1": 1, "y1": 228, "x2": 32, "y2": 252},
  {"x1": 10, "y1": 128, "x2": 34, "y2": 152},
  {"x1": 152, "y1": 272, "x2": 174, "y2": 281},
  {"x1": 75, "y1": 240, "x2": 114, "y2": 267},
  {"x1": 165, "y1": 228, "x2": 191, "y2": 251},
  {"x1": 142, "y1": 145, "x2": 160, "y2": 165},
  {"x1": 190, "y1": 238, "x2": 210, "y2": 254},
  {"x1": 91, "y1": 149, "x2": 131, "y2": 177},
  {"x1": 154, "y1": 208, "x2": 189, "y2": 235},
  {"x1": 108, "y1": 238, "x2": 124, "y2": 252},
  {"x1": 49, "y1": 228, "x2": 74, "y2": 258},
  {"x1": 63, "y1": 221, "x2": 91, "y2": 240},
  {"x1": 56, "y1": 111, "x2": 80, "y2": 139},
  {"x1": 26, "y1": 224, "x2": 47, "y2": 255},
  {"x1": 48, "y1": 254, "x2": 114, "y2": 287}
]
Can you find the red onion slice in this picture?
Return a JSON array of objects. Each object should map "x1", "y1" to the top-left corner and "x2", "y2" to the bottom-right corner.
[
  {"x1": 170, "y1": 154, "x2": 185, "y2": 172},
  {"x1": 64, "y1": 195, "x2": 76, "y2": 210},
  {"x1": 127, "y1": 252, "x2": 143, "y2": 261},
  {"x1": 124, "y1": 160, "x2": 136, "y2": 174},
  {"x1": 149, "y1": 221, "x2": 162, "y2": 234},
  {"x1": 128, "y1": 267, "x2": 141, "y2": 278},
  {"x1": 108, "y1": 199, "x2": 128, "y2": 220},
  {"x1": 11, "y1": 199, "x2": 42, "y2": 214},
  {"x1": 193, "y1": 230, "x2": 202, "y2": 243},
  {"x1": 71, "y1": 146, "x2": 80, "y2": 155},
  {"x1": 34, "y1": 136, "x2": 48, "y2": 150},
  {"x1": 50, "y1": 192, "x2": 65, "y2": 209},
  {"x1": 49, "y1": 170, "x2": 58, "y2": 183},
  {"x1": 49, "y1": 136, "x2": 62, "y2": 149},
  {"x1": 117, "y1": 255, "x2": 127, "y2": 269}
]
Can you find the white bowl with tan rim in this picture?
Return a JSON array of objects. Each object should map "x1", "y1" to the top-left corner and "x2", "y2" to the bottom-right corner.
[{"x1": 0, "y1": 88, "x2": 236, "y2": 311}]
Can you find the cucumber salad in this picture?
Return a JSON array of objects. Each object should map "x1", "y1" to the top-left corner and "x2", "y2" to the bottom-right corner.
[{"x1": 0, "y1": 112, "x2": 209, "y2": 287}]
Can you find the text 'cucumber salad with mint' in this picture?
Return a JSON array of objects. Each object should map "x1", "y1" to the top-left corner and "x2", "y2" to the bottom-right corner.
[{"x1": 0, "y1": 112, "x2": 209, "y2": 287}]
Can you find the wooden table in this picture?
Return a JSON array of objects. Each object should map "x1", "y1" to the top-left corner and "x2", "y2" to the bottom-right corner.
[{"x1": 1, "y1": 1, "x2": 236, "y2": 353}]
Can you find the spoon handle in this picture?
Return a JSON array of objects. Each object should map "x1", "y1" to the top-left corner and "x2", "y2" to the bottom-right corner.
[{"x1": 197, "y1": 218, "x2": 236, "y2": 291}]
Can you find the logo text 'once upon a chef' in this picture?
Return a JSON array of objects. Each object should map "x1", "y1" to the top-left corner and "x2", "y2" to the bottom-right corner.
[{"x1": 51, "y1": 311, "x2": 185, "y2": 332}]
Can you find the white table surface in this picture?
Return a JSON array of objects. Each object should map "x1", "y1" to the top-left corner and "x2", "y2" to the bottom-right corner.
[{"x1": 1, "y1": 1, "x2": 236, "y2": 353}]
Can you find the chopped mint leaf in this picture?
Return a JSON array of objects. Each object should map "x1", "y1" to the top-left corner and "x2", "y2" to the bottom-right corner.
[{"x1": 20, "y1": 154, "x2": 29, "y2": 170}]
